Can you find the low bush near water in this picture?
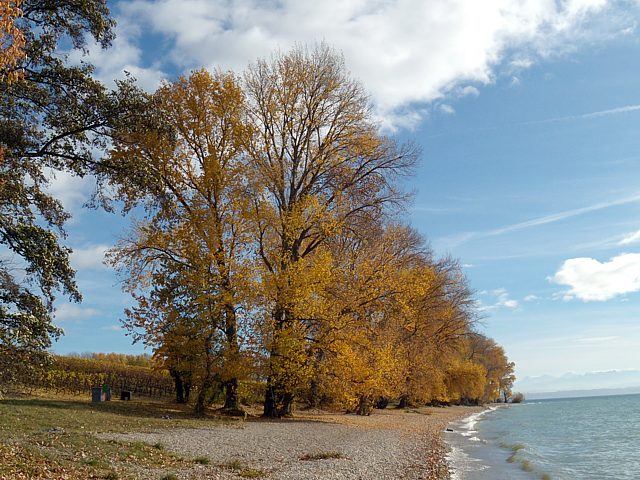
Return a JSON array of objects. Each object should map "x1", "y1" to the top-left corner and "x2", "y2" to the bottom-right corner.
[{"x1": 511, "y1": 392, "x2": 525, "y2": 403}]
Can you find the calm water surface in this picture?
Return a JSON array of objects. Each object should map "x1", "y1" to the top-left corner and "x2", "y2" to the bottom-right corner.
[{"x1": 445, "y1": 393, "x2": 640, "y2": 479}]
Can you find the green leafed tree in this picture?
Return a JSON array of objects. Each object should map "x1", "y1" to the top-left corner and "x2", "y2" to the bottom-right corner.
[{"x1": 0, "y1": 0, "x2": 137, "y2": 383}]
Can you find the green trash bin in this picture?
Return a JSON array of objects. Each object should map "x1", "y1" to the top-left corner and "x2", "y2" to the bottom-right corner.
[{"x1": 101, "y1": 383, "x2": 111, "y2": 401}]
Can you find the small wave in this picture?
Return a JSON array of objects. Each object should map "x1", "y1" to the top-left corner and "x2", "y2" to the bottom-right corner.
[
  {"x1": 499, "y1": 442, "x2": 527, "y2": 452},
  {"x1": 447, "y1": 444, "x2": 490, "y2": 479},
  {"x1": 459, "y1": 408, "x2": 492, "y2": 431}
]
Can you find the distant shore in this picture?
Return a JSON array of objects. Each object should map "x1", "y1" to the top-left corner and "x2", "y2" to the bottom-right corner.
[{"x1": 103, "y1": 405, "x2": 484, "y2": 479}]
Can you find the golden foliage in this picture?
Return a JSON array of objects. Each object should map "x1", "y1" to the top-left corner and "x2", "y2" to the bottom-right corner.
[
  {"x1": 0, "y1": 0, "x2": 24, "y2": 82},
  {"x1": 107, "y1": 46, "x2": 515, "y2": 416}
]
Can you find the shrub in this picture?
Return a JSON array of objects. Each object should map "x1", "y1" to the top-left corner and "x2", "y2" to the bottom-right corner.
[{"x1": 511, "y1": 392, "x2": 525, "y2": 403}]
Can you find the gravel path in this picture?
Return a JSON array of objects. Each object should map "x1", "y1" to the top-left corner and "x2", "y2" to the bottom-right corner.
[{"x1": 101, "y1": 406, "x2": 481, "y2": 480}]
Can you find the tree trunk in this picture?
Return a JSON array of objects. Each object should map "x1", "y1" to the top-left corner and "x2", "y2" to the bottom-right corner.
[
  {"x1": 356, "y1": 395, "x2": 372, "y2": 416},
  {"x1": 397, "y1": 395, "x2": 409, "y2": 409},
  {"x1": 308, "y1": 377, "x2": 319, "y2": 408},
  {"x1": 263, "y1": 383, "x2": 279, "y2": 418},
  {"x1": 170, "y1": 369, "x2": 185, "y2": 404},
  {"x1": 222, "y1": 302, "x2": 241, "y2": 413},
  {"x1": 262, "y1": 304, "x2": 289, "y2": 418},
  {"x1": 223, "y1": 377, "x2": 240, "y2": 411},
  {"x1": 195, "y1": 334, "x2": 216, "y2": 417},
  {"x1": 279, "y1": 392, "x2": 295, "y2": 417},
  {"x1": 184, "y1": 379, "x2": 191, "y2": 402},
  {"x1": 194, "y1": 378, "x2": 212, "y2": 417}
]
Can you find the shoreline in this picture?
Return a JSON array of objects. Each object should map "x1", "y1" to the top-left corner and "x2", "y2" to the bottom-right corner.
[
  {"x1": 444, "y1": 404, "x2": 533, "y2": 480},
  {"x1": 442, "y1": 405, "x2": 496, "y2": 480},
  {"x1": 102, "y1": 405, "x2": 484, "y2": 479}
]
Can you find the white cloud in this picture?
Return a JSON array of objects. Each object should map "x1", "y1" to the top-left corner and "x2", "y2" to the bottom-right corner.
[
  {"x1": 532, "y1": 103, "x2": 640, "y2": 124},
  {"x1": 523, "y1": 294, "x2": 539, "y2": 301},
  {"x1": 486, "y1": 193, "x2": 640, "y2": 237},
  {"x1": 479, "y1": 287, "x2": 520, "y2": 310},
  {"x1": 55, "y1": 303, "x2": 101, "y2": 323},
  {"x1": 619, "y1": 229, "x2": 640, "y2": 245},
  {"x1": 492, "y1": 288, "x2": 519, "y2": 307},
  {"x1": 100, "y1": 325, "x2": 122, "y2": 332},
  {"x1": 44, "y1": 169, "x2": 94, "y2": 217},
  {"x1": 574, "y1": 336, "x2": 619, "y2": 343},
  {"x1": 510, "y1": 58, "x2": 534, "y2": 70},
  {"x1": 458, "y1": 85, "x2": 480, "y2": 97},
  {"x1": 443, "y1": 192, "x2": 640, "y2": 248},
  {"x1": 439, "y1": 104, "x2": 455, "y2": 114},
  {"x1": 550, "y1": 253, "x2": 640, "y2": 301},
  {"x1": 84, "y1": 0, "x2": 635, "y2": 127},
  {"x1": 71, "y1": 244, "x2": 110, "y2": 270}
]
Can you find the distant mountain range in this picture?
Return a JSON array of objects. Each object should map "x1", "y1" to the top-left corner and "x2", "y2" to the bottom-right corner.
[{"x1": 514, "y1": 369, "x2": 640, "y2": 399}]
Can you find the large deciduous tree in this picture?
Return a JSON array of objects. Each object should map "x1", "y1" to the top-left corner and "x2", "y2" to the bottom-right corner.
[
  {"x1": 107, "y1": 69, "x2": 254, "y2": 415},
  {"x1": 0, "y1": 0, "x2": 125, "y2": 383},
  {"x1": 244, "y1": 44, "x2": 419, "y2": 417}
]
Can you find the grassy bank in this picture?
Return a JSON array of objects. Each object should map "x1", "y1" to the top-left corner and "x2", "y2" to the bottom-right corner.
[{"x1": 0, "y1": 392, "x2": 225, "y2": 479}]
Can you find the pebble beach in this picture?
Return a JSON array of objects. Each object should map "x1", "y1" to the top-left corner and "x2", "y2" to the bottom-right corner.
[{"x1": 102, "y1": 406, "x2": 482, "y2": 480}]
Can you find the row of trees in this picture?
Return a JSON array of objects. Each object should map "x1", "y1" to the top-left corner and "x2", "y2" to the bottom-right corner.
[
  {"x1": 104, "y1": 56, "x2": 515, "y2": 415},
  {"x1": 0, "y1": 1, "x2": 516, "y2": 414}
]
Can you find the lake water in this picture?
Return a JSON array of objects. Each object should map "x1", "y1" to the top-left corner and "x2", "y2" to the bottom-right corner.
[{"x1": 445, "y1": 393, "x2": 640, "y2": 479}]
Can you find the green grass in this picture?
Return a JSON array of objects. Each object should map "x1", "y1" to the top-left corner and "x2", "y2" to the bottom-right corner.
[
  {"x1": 225, "y1": 459, "x2": 244, "y2": 470},
  {"x1": 0, "y1": 394, "x2": 224, "y2": 479},
  {"x1": 238, "y1": 467, "x2": 266, "y2": 478},
  {"x1": 194, "y1": 456, "x2": 210, "y2": 465},
  {"x1": 222, "y1": 459, "x2": 266, "y2": 478}
]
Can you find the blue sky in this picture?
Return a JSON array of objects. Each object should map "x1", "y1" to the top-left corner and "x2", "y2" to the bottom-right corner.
[{"x1": 51, "y1": 0, "x2": 640, "y2": 387}]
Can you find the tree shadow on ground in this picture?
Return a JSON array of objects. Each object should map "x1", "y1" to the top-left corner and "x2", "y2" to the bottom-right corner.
[{"x1": 0, "y1": 397, "x2": 200, "y2": 421}]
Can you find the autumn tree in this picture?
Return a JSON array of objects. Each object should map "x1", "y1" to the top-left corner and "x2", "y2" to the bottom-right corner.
[
  {"x1": 244, "y1": 44, "x2": 418, "y2": 417},
  {"x1": 304, "y1": 223, "x2": 481, "y2": 413},
  {"x1": 0, "y1": 0, "x2": 24, "y2": 82},
  {"x1": 107, "y1": 69, "x2": 254, "y2": 415},
  {"x1": 465, "y1": 333, "x2": 515, "y2": 402},
  {"x1": 113, "y1": 270, "x2": 203, "y2": 404},
  {"x1": 310, "y1": 224, "x2": 424, "y2": 414},
  {"x1": 388, "y1": 260, "x2": 468, "y2": 407},
  {"x1": 444, "y1": 358, "x2": 487, "y2": 404}
]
